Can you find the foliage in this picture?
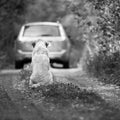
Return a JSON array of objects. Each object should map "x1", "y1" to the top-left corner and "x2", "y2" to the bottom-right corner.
[
  {"x1": 66, "y1": 0, "x2": 120, "y2": 84},
  {"x1": 68, "y1": 0, "x2": 100, "y2": 54},
  {"x1": 87, "y1": 52, "x2": 120, "y2": 86},
  {"x1": 85, "y1": 0, "x2": 120, "y2": 85},
  {"x1": 88, "y1": 0, "x2": 120, "y2": 55},
  {"x1": 87, "y1": 52, "x2": 120, "y2": 76},
  {"x1": 68, "y1": 0, "x2": 120, "y2": 54},
  {"x1": 0, "y1": 0, "x2": 29, "y2": 49},
  {"x1": 25, "y1": 0, "x2": 68, "y2": 22}
]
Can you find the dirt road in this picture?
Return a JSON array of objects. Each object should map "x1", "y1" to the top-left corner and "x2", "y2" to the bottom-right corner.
[{"x1": 0, "y1": 68, "x2": 120, "y2": 120}]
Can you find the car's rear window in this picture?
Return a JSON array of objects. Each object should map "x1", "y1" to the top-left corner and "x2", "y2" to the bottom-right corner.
[{"x1": 23, "y1": 25, "x2": 60, "y2": 37}]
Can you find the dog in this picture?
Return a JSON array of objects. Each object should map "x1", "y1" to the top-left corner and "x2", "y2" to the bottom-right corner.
[{"x1": 29, "y1": 39, "x2": 53, "y2": 88}]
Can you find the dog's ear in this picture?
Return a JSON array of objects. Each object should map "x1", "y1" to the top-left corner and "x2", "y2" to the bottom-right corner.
[
  {"x1": 32, "y1": 42, "x2": 36, "y2": 48},
  {"x1": 45, "y1": 42, "x2": 49, "y2": 47}
]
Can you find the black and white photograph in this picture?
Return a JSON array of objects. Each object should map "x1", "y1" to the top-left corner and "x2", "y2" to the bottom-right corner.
[{"x1": 0, "y1": 0, "x2": 120, "y2": 120}]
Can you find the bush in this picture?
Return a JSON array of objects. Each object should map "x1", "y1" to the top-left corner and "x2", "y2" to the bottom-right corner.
[{"x1": 87, "y1": 51, "x2": 120, "y2": 86}]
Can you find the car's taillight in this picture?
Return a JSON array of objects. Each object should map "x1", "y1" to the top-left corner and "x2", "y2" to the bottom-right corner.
[
  {"x1": 59, "y1": 39, "x2": 70, "y2": 50},
  {"x1": 15, "y1": 40, "x2": 23, "y2": 48},
  {"x1": 48, "y1": 39, "x2": 70, "y2": 52},
  {"x1": 62, "y1": 39, "x2": 69, "y2": 49}
]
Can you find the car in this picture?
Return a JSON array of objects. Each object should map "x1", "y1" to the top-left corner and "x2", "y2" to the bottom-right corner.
[{"x1": 14, "y1": 21, "x2": 71, "y2": 69}]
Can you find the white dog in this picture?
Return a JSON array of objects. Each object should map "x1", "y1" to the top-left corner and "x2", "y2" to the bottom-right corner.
[{"x1": 29, "y1": 39, "x2": 53, "y2": 87}]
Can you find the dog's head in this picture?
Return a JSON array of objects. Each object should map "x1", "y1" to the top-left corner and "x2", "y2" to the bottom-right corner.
[{"x1": 32, "y1": 39, "x2": 49, "y2": 48}]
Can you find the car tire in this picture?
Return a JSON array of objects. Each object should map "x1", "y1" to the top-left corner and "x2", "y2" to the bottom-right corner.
[
  {"x1": 15, "y1": 60, "x2": 24, "y2": 69},
  {"x1": 63, "y1": 61, "x2": 69, "y2": 68}
]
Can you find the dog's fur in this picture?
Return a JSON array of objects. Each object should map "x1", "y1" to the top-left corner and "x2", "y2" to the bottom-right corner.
[{"x1": 30, "y1": 40, "x2": 53, "y2": 88}]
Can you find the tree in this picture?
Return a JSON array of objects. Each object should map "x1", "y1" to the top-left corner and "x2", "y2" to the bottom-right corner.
[
  {"x1": 25, "y1": 0, "x2": 67, "y2": 22},
  {"x1": 0, "y1": 0, "x2": 30, "y2": 49}
]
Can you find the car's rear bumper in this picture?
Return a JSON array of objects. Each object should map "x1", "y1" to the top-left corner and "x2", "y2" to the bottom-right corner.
[
  {"x1": 15, "y1": 49, "x2": 69, "y2": 62},
  {"x1": 49, "y1": 50, "x2": 66, "y2": 58},
  {"x1": 16, "y1": 50, "x2": 32, "y2": 59}
]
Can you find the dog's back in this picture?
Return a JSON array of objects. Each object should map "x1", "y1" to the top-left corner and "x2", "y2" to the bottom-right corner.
[{"x1": 30, "y1": 40, "x2": 53, "y2": 87}]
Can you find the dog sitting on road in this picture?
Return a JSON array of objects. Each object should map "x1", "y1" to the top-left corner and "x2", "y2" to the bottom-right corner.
[{"x1": 29, "y1": 39, "x2": 53, "y2": 88}]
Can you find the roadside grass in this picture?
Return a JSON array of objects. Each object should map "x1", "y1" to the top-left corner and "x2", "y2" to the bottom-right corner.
[
  {"x1": 16, "y1": 68, "x2": 120, "y2": 120},
  {"x1": 0, "y1": 85, "x2": 22, "y2": 120},
  {"x1": 87, "y1": 52, "x2": 120, "y2": 86}
]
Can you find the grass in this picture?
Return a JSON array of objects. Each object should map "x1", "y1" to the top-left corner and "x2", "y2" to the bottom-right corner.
[
  {"x1": 0, "y1": 85, "x2": 22, "y2": 120},
  {"x1": 14, "y1": 68, "x2": 120, "y2": 120},
  {"x1": 87, "y1": 52, "x2": 120, "y2": 86}
]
